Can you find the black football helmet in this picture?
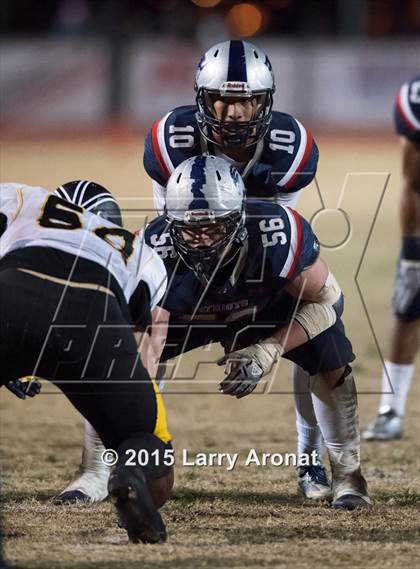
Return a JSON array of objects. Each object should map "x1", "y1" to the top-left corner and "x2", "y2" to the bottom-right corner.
[{"x1": 54, "y1": 180, "x2": 123, "y2": 226}]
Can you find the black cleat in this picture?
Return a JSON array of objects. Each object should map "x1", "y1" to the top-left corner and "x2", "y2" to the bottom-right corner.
[
  {"x1": 108, "y1": 466, "x2": 166, "y2": 544},
  {"x1": 332, "y1": 493, "x2": 371, "y2": 510},
  {"x1": 53, "y1": 490, "x2": 90, "y2": 505},
  {"x1": 332, "y1": 469, "x2": 372, "y2": 510}
]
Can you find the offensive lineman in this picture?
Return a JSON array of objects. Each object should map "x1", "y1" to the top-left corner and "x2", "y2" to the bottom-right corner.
[
  {"x1": 144, "y1": 155, "x2": 371, "y2": 510},
  {"x1": 56, "y1": 40, "x2": 328, "y2": 504},
  {"x1": 0, "y1": 182, "x2": 173, "y2": 544},
  {"x1": 363, "y1": 77, "x2": 420, "y2": 440}
]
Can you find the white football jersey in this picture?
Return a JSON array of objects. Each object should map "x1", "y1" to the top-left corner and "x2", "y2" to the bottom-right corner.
[{"x1": 0, "y1": 183, "x2": 167, "y2": 307}]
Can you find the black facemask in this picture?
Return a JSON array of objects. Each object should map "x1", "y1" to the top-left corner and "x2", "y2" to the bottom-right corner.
[{"x1": 195, "y1": 89, "x2": 273, "y2": 149}]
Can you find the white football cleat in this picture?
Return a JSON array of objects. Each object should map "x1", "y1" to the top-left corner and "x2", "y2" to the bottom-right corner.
[
  {"x1": 297, "y1": 465, "x2": 332, "y2": 500},
  {"x1": 362, "y1": 407, "x2": 403, "y2": 441},
  {"x1": 53, "y1": 420, "x2": 110, "y2": 504}
]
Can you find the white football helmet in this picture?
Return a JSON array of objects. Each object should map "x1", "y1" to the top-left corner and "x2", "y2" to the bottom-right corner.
[
  {"x1": 195, "y1": 40, "x2": 275, "y2": 148},
  {"x1": 165, "y1": 155, "x2": 247, "y2": 288}
]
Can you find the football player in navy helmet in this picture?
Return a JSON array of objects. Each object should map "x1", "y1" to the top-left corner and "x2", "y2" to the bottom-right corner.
[
  {"x1": 144, "y1": 40, "x2": 319, "y2": 213},
  {"x1": 143, "y1": 156, "x2": 371, "y2": 511},
  {"x1": 363, "y1": 77, "x2": 420, "y2": 441},
  {"x1": 143, "y1": 39, "x2": 325, "y2": 499}
]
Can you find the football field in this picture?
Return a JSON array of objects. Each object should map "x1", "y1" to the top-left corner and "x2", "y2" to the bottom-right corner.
[{"x1": 1, "y1": 135, "x2": 419, "y2": 569}]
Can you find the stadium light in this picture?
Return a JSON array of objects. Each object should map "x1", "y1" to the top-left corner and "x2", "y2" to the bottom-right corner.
[{"x1": 227, "y1": 3, "x2": 264, "y2": 37}]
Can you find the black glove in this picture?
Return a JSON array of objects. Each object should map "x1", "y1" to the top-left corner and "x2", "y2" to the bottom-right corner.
[{"x1": 5, "y1": 377, "x2": 42, "y2": 400}]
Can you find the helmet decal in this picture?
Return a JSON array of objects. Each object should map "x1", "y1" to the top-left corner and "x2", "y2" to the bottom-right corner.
[
  {"x1": 264, "y1": 54, "x2": 273, "y2": 72},
  {"x1": 189, "y1": 156, "x2": 209, "y2": 210},
  {"x1": 197, "y1": 53, "x2": 206, "y2": 72},
  {"x1": 227, "y1": 40, "x2": 247, "y2": 83},
  {"x1": 229, "y1": 165, "x2": 241, "y2": 187}
]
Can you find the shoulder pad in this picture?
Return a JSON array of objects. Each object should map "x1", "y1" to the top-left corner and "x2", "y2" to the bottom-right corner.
[
  {"x1": 245, "y1": 200, "x2": 319, "y2": 280},
  {"x1": 262, "y1": 111, "x2": 319, "y2": 193},
  {"x1": 143, "y1": 106, "x2": 201, "y2": 186},
  {"x1": 394, "y1": 77, "x2": 420, "y2": 142}
]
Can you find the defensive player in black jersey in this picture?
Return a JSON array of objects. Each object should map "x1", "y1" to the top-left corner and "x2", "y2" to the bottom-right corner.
[
  {"x1": 0, "y1": 182, "x2": 173, "y2": 544},
  {"x1": 144, "y1": 155, "x2": 371, "y2": 511},
  {"x1": 142, "y1": 39, "x2": 327, "y2": 499},
  {"x1": 363, "y1": 76, "x2": 420, "y2": 440}
]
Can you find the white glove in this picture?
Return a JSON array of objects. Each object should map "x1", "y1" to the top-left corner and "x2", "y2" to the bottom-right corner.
[{"x1": 217, "y1": 338, "x2": 284, "y2": 398}]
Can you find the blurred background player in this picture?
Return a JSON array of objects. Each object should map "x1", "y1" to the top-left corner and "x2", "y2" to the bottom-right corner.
[
  {"x1": 363, "y1": 76, "x2": 420, "y2": 440},
  {"x1": 143, "y1": 39, "x2": 328, "y2": 499},
  {"x1": 0, "y1": 182, "x2": 173, "y2": 543},
  {"x1": 144, "y1": 155, "x2": 371, "y2": 510}
]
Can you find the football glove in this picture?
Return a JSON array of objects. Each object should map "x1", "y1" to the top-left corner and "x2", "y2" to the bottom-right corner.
[
  {"x1": 217, "y1": 339, "x2": 284, "y2": 399},
  {"x1": 5, "y1": 377, "x2": 42, "y2": 400}
]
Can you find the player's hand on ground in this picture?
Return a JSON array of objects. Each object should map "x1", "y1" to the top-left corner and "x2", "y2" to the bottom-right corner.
[
  {"x1": 5, "y1": 377, "x2": 42, "y2": 400},
  {"x1": 217, "y1": 346, "x2": 265, "y2": 398}
]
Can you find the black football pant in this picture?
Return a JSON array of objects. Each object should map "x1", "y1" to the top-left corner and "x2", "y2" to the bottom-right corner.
[
  {"x1": 0, "y1": 264, "x2": 171, "y2": 455},
  {"x1": 160, "y1": 292, "x2": 354, "y2": 375}
]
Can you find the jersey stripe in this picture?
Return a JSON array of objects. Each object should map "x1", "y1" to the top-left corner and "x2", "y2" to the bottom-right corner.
[
  {"x1": 396, "y1": 83, "x2": 420, "y2": 132},
  {"x1": 277, "y1": 120, "x2": 313, "y2": 189},
  {"x1": 151, "y1": 118, "x2": 170, "y2": 179},
  {"x1": 286, "y1": 208, "x2": 303, "y2": 278},
  {"x1": 151, "y1": 112, "x2": 174, "y2": 181},
  {"x1": 278, "y1": 207, "x2": 303, "y2": 279}
]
